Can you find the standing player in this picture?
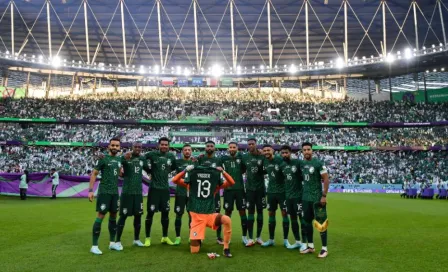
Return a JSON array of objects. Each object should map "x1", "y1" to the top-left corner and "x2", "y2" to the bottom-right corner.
[
  {"x1": 299, "y1": 142, "x2": 330, "y2": 258},
  {"x1": 143, "y1": 137, "x2": 177, "y2": 246},
  {"x1": 171, "y1": 165, "x2": 235, "y2": 257},
  {"x1": 50, "y1": 168, "x2": 59, "y2": 199},
  {"x1": 221, "y1": 142, "x2": 248, "y2": 245},
  {"x1": 114, "y1": 143, "x2": 151, "y2": 250},
  {"x1": 280, "y1": 145, "x2": 306, "y2": 250},
  {"x1": 197, "y1": 141, "x2": 224, "y2": 244},
  {"x1": 242, "y1": 138, "x2": 266, "y2": 247},
  {"x1": 261, "y1": 144, "x2": 290, "y2": 248},
  {"x1": 88, "y1": 138, "x2": 122, "y2": 255},
  {"x1": 173, "y1": 144, "x2": 195, "y2": 245}
]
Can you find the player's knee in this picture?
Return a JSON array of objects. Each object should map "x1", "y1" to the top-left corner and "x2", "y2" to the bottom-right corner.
[
  {"x1": 238, "y1": 210, "x2": 246, "y2": 216},
  {"x1": 268, "y1": 211, "x2": 275, "y2": 217},
  {"x1": 190, "y1": 244, "x2": 200, "y2": 254},
  {"x1": 225, "y1": 210, "x2": 232, "y2": 217},
  {"x1": 146, "y1": 211, "x2": 155, "y2": 219},
  {"x1": 97, "y1": 213, "x2": 106, "y2": 219},
  {"x1": 175, "y1": 212, "x2": 184, "y2": 218},
  {"x1": 256, "y1": 209, "x2": 263, "y2": 215},
  {"x1": 281, "y1": 210, "x2": 288, "y2": 217},
  {"x1": 109, "y1": 212, "x2": 117, "y2": 219}
]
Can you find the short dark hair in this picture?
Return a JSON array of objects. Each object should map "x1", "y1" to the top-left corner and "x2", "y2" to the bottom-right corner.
[
  {"x1": 280, "y1": 145, "x2": 292, "y2": 152},
  {"x1": 262, "y1": 144, "x2": 272, "y2": 149},
  {"x1": 158, "y1": 137, "x2": 170, "y2": 144},
  {"x1": 228, "y1": 142, "x2": 238, "y2": 146},
  {"x1": 182, "y1": 144, "x2": 192, "y2": 150},
  {"x1": 51, "y1": 168, "x2": 56, "y2": 171},
  {"x1": 247, "y1": 138, "x2": 257, "y2": 142},
  {"x1": 133, "y1": 142, "x2": 143, "y2": 147},
  {"x1": 110, "y1": 137, "x2": 121, "y2": 143},
  {"x1": 205, "y1": 140, "x2": 215, "y2": 145},
  {"x1": 302, "y1": 142, "x2": 313, "y2": 148}
]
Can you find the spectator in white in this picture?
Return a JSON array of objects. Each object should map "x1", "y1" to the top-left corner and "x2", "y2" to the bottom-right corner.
[
  {"x1": 19, "y1": 170, "x2": 30, "y2": 200},
  {"x1": 50, "y1": 168, "x2": 59, "y2": 199}
]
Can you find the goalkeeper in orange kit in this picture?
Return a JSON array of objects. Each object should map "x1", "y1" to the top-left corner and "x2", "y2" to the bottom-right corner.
[{"x1": 171, "y1": 165, "x2": 235, "y2": 257}]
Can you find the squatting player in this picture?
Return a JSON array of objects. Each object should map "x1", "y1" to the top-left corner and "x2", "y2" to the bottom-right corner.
[
  {"x1": 280, "y1": 145, "x2": 306, "y2": 250},
  {"x1": 88, "y1": 138, "x2": 122, "y2": 255},
  {"x1": 299, "y1": 142, "x2": 330, "y2": 258},
  {"x1": 142, "y1": 137, "x2": 177, "y2": 246},
  {"x1": 197, "y1": 141, "x2": 224, "y2": 244},
  {"x1": 114, "y1": 143, "x2": 151, "y2": 250},
  {"x1": 221, "y1": 142, "x2": 248, "y2": 245},
  {"x1": 171, "y1": 165, "x2": 235, "y2": 257},
  {"x1": 242, "y1": 138, "x2": 266, "y2": 246},
  {"x1": 173, "y1": 144, "x2": 195, "y2": 245},
  {"x1": 261, "y1": 144, "x2": 290, "y2": 248}
]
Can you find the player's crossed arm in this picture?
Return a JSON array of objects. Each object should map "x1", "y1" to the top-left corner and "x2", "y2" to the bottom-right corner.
[
  {"x1": 171, "y1": 170, "x2": 189, "y2": 189},
  {"x1": 217, "y1": 171, "x2": 235, "y2": 190}
]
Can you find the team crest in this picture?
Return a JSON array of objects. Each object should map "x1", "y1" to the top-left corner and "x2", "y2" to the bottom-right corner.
[
  {"x1": 257, "y1": 160, "x2": 262, "y2": 165},
  {"x1": 212, "y1": 163, "x2": 216, "y2": 167},
  {"x1": 100, "y1": 204, "x2": 106, "y2": 211},
  {"x1": 167, "y1": 159, "x2": 172, "y2": 166},
  {"x1": 139, "y1": 161, "x2": 144, "y2": 167},
  {"x1": 123, "y1": 208, "x2": 127, "y2": 215},
  {"x1": 309, "y1": 167, "x2": 315, "y2": 173},
  {"x1": 275, "y1": 165, "x2": 279, "y2": 171},
  {"x1": 150, "y1": 205, "x2": 155, "y2": 211},
  {"x1": 236, "y1": 159, "x2": 241, "y2": 164},
  {"x1": 291, "y1": 166, "x2": 297, "y2": 173},
  {"x1": 118, "y1": 162, "x2": 122, "y2": 168}
]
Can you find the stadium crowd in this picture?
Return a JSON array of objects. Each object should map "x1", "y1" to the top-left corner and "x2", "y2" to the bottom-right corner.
[
  {"x1": 1, "y1": 90, "x2": 448, "y2": 122},
  {"x1": 1, "y1": 145, "x2": 446, "y2": 184},
  {"x1": 1, "y1": 124, "x2": 447, "y2": 147}
]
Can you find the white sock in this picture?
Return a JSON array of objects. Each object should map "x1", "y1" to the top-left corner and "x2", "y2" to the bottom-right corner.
[
  {"x1": 134, "y1": 240, "x2": 139, "y2": 243},
  {"x1": 176, "y1": 237, "x2": 181, "y2": 239},
  {"x1": 115, "y1": 242, "x2": 121, "y2": 245},
  {"x1": 109, "y1": 242, "x2": 115, "y2": 246},
  {"x1": 284, "y1": 239, "x2": 289, "y2": 243},
  {"x1": 322, "y1": 246, "x2": 328, "y2": 251},
  {"x1": 296, "y1": 240, "x2": 302, "y2": 244},
  {"x1": 242, "y1": 236, "x2": 247, "y2": 240},
  {"x1": 308, "y1": 243, "x2": 315, "y2": 249},
  {"x1": 92, "y1": 245, "x2": 98, "y2": 249}
]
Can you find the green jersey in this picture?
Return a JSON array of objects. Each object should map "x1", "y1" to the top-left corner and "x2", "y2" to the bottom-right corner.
[
  {"x1": 197, "y1": 155, "x2": 222, "y2": 168},
  {"x1": 185, "y1": 166, "x2": 223, "y2": 214},
  {"x1": 175, "y1": 158, "x2": 196, "y2": 197},
  {"x1": 121, "y1": 155, "x2": 150, "y2": 195},
  {"x1": 94, "y1": 154, "x2": 121, "y2": 195},
  {"x1": 264, "y1": 156, "x2": 285, "y2": 194},
  {"x1": 221, "y1": 153, "x2": 245, "y2": 191},
  {"x1": 281, "y1": 159, "x2": 303, "y2": 199},
  {"x1": 300, "y1": 158, "x2": 328, "y2": 202},
  {"x1": 241, "y1": 152, "x2": 265, "y2": 191},
  {"x1": 145, "y1": 151, "x2": 177, "y2": 190}
]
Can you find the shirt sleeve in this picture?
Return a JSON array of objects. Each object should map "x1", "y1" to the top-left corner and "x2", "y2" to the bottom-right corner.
[
  {"x1": 319, "y1": 161, "x2": 328, "y2": 175},
  {"x1": 94, "y1": 158, "x2": 104, "y2": 172}
]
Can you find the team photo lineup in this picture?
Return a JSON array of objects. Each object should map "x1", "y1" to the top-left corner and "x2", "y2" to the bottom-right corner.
[
  {"x1": 88, "y1": 137, "x2": 329, "y2": 259},
  {"x1": 2, "y1": 0, "x2": 448, "y2": 271}
]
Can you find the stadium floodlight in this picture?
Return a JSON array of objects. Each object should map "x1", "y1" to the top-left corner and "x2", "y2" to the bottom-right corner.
[
  {"x1": 289, "y1": 64, "x2": 297, "y2": 74},
  {"x1": 433, "y1": 69, "x2": 437, "y2": 72},
  {"x1": 154, "y1": 65, "x2": 160, "y2": 74},
  {"x1": 38, "y1": 55, "x2": 43, "y2": 63},
  {"x1": 184, "y1": 68, "x2": 191, "y2": 77},
  {"x1": 139, "y1": 65, "x2": 145, "y2": 74},
  {"x1": 176, "y1": 66, "x2": 181, "y2": 74},
  {"x1": 211, "y1": 64, "x2": 222, "y2": 78},
  {"x1": 442, "y1": 68, "x2": 445, "y2": 71},
  {"x1": 260, "y1": 65, "x2": 264, "y2": 73},
  {"x1": 386, "y1": 54, "x2": 395, "y2": 63},
  {"x1": 236, "y1": 65, "x2": 241, "y2": 74},
  {"x1": 335, "y1": 57, "x2": 344, "y2": 69},
  {"x1": 51, "y1": 56, "x2": 61, "y2": 67},
  {"x1": 404, "y1": 48, "x2": 413, "y2": 59}
]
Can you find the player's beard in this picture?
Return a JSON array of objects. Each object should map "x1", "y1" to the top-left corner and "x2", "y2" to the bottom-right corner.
[
  {"x1": 206, "y1": 149, "x2": 214, "y2": 155},
  {"x1": 229, "y1": 151, "x2": 237, "y2": 157},
  {"x1": 184, "y1": 155, "x2": 191, "y2": 160},
  {"x1": 110, "y1": 149, "x2": 119, "y2": 155},
  {"x1": 304, "y1": 154, "x2": 312, "y2": 160}
]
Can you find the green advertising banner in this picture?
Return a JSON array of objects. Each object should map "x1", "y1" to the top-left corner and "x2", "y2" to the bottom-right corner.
[
  {"x1": 170, "y1": 131, "x2": 215, "y2": 136},
  {"x1": 221, "y1": 77, "x2": 233, "y2": 87},
  {"x1": 14, "y1": 88, "x2": 26, "y2": 99},
  {"x1": 392, "y1": 88, "x2": 448, "y2": 103},
  {"x1": 284, "y1": 121, "x2": 369, "y2": 126},
  {"x1": 0, "y1": 117, "x2": 57, "y2": 123}
]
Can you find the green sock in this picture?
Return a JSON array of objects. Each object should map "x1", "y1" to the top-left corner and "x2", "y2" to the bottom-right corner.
[
  {"x1": 240, "y1": 215, "x2": 248, "y2": 236},
  {"x1": 291, "y1": 218, "x2": 300, "y2": 241},
  {"x1": 282, "y1": 216, "x2": 290, "y2": 240},
  {"x1": 256, "y1": 212, "x2": 264, "y2": 238},
  {"x1": 320, "y1": 230, "x2": 328, "y2": 247},
  {"x1": 92, "y1": 217, "x2": 103, "y2": 246},
  {"x1": 247, "y1": 214, "x2": 255, "y2": 239},
  {"x1": 175, "y1": 216, "x2": 182, "y2": 237},
  {"x1": 268, "y1": 216, "x2": 276, "y2": 240},
  {"x1": 109, "y1": 217, "x2": 117, "y2": 242},
  {"x1": 116, "y1": 216, "x2": 127, "y2": 242}
]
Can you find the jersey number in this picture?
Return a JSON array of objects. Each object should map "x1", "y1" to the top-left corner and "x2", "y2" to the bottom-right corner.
[
  {"x1": 135, "y1": 166, "x2": 140, "y2": 174},
  {"x1": 113, "y1": 169, "x2": 118, "y2": 176},
  {"x1": 304, "y1": 174, "x2": 310, "y2": 181},
  {"x1": 230, "y1": 162, "x2": 236, "y2": 168},
  {"x1": 197, "y1": 179, "x2": 211, "y2": 198}
]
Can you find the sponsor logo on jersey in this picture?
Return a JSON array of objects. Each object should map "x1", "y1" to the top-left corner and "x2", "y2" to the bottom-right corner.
[{"x1": 309, "y1": 167, "x2": 315, "y2": 173}]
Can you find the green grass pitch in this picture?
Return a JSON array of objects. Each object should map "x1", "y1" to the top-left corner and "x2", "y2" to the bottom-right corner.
[{"x1": 1, "y1": 194, "x2": 447, "y2": 272}]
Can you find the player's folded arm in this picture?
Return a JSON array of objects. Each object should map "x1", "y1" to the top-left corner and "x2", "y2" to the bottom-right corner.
[
  {"x1": 172, "y1": 171, "x2": 188, "y2": 188},
  {"x1": 217, "y1": 171, "x2": 235, "y2": 190}
]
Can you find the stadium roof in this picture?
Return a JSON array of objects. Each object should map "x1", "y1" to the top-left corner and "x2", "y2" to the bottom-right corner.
[{"x1": 0, "y1": 0, "x2": 446, "y2": 69}]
